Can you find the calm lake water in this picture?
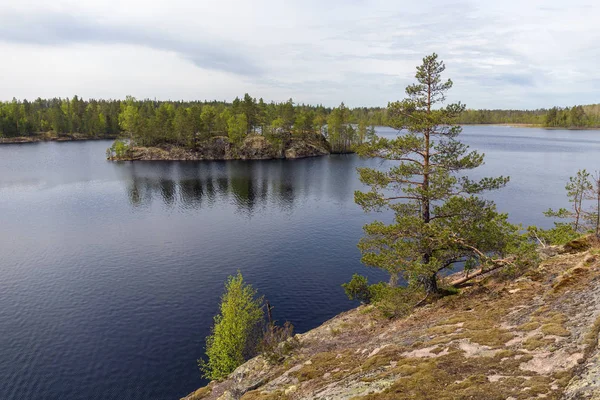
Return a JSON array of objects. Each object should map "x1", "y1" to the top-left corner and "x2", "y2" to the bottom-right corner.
[{"x1": 1, "y1": 125, "x2": 599, "y2": 399}]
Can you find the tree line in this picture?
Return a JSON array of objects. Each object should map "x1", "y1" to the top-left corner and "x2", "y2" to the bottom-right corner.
[
  {"x1": 0, "y1": 96, "x2": 121, "y2": 138},
  {"x1": 0, "y1": 95, "x2": 383, "y2": 153},
  {"x1": 457, "y1": 105, "x2": 600, "y2": 128},
  {"x1": 2, "y1": 95, "x2": 599, "y2": 150}
]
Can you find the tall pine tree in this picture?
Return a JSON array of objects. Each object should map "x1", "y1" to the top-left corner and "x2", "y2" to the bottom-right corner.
[{"x1": 355, "y1": 54, "x2": 528, "y2": 296}]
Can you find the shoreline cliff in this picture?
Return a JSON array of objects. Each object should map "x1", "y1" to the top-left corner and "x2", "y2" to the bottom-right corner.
[{"x1": 183, "y1": 238, "x2": 600, "y2": 400}]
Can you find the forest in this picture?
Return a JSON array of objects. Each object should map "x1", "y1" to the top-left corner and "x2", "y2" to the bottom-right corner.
[
  {"x1": 1, "y1": 95, "x2": 599, "y2": 152},
  {"x1": 0, "y1": 95, "x2": 383, "y2": 153},
  {"x1": 458, "y1": 104, "x2": 600, "y2": 127}
]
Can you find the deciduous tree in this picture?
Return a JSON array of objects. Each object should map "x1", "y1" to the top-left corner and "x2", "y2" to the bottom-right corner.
[{"x1": 199, "y1": 272, "x2": 263, "y2": 380}]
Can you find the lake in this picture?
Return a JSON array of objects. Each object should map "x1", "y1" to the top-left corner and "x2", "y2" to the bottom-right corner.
[{"x1": 1, "y1": 125, "x2": 599, "y2": 399}]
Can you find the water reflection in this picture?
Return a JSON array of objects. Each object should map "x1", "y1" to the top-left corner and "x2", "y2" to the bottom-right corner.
[{"x1": 116, "y1": 157, "x2": 364, "y2": 215}]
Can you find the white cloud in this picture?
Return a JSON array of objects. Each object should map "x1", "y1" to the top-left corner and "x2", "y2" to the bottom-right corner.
[{"x1": 0, "y1": 0, "x2": 599, "y2": 108}]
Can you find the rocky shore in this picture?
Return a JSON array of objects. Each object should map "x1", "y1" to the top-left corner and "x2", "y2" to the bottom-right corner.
[
  {"x1": 184, "y1": 238, "x2": 600, "y2": 400},
  {"x1": 108, "y1": 135, "x2": 332, "y2": 161}
]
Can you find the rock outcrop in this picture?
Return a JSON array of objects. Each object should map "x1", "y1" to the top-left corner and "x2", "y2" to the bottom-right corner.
[
  {"x1": 183, "y1": 240, "x2": 600, "y2": 400},
  {"x1": 109, "y1": 135, "x2": 331, "y2": 161}
]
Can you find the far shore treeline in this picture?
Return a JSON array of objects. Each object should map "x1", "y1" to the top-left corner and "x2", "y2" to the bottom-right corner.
[
  {"x1": 1, "y1": 95, "x2": 599, "y2": 149},
  {"x1": 0, "y1": 95, "x2": 382, "y2": 153}
]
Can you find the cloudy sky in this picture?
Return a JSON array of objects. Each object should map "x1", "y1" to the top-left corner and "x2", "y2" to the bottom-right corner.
[{"x1": 1, "y1": 0, "x2": 599, "y2": 109}]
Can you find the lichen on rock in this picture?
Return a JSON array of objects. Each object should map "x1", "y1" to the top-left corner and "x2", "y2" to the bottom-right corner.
[{"x1": 183, "y1": 243, "x2": 600, "y2": 400}]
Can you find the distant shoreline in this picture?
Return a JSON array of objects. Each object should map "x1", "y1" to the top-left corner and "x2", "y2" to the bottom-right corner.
[
  {"x1": 462, "y1": 123, "x2": 600, "y2": 130},
  {"x1": 0, "y1": 134, "x2": 117, "y2": 145},
  {"x1": 3, "y1": 124, "x2": 599, "y2": 147}
]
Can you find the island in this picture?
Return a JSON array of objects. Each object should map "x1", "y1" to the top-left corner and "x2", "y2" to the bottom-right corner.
[{"x1": 107, "y1": 134, "x2": 332, "y2": 161}]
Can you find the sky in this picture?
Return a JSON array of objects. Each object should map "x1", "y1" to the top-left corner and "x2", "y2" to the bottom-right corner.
[{"x1": 1, "y1": 0, "x2": 599, "y2": 109}]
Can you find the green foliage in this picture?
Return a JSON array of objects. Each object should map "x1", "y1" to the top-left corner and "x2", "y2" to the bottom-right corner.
[
  {"x1": 226, "y1": 113, "x2": 248, "y2": 145},
  {"x1": 456, "y1": 104, "x2": 600, "y2": 128},
  {"x1": 199, "y1": 272, "x2": 264, "y2": 381},
  {"x1": 369, "y1": 284, "x2": 421, "y2": 319},
  {"x1": 457, "y1": 108, "x2": 546, "y2": 125},
  {"x1": 342, "y1": 274, "x2": 373, "y2": 303},
  {"x1": 354, "y1": 53, "x2": 528, "y2": 297},
  {"x1": 106, "y1": 139, "x2": 129, "y2": 159},
  {"x1": 3, "y1": 95, "x2": 600, "y2": 140},
  {"x1": 326, "y1": 102, "x2": 364, "y2": 153},
  {"x1": 545, "y1": 169, "x2": 591, "y2": 232},
  {"x1": 528, "y1": 224, "x2": 579, "y2": 246},
  {"x1": 543, "y1": 169, "x2": 600, "y2": 237},
  {"x1": 343, "y1": 274, "x2": 422, "y2": 318}
]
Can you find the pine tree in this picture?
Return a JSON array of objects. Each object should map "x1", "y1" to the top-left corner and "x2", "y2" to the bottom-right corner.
[
  {"x1": 545, "y1": 169, "x2": 592, "y2": 233},
  {"x1": 355, "y1": 53, "x2": 526, "y2": 295}
]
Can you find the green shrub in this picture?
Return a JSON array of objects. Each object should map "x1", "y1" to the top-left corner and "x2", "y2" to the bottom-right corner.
[
  {"x1": 343, "y1": 275, "x2": 422, "y2": 318},
  {"x1": 342, "y1": 274, "x2": 373, "y2": 303},
  {"x1": 528, "y1": 224, "x2": 579, "y2": 246},
  {"x1": 371, "y1": 285, "x2": 420, "y2": 319},
  {"x1": 199, "y1": 272, "x2": 264, "y2": 380},
  {"x1": 107, "y1": 140, "x2": 129, "y2": 159}
]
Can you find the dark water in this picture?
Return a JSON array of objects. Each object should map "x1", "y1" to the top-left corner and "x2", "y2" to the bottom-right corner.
[{"x1": 1, "y1": 126, "x2": 599, "y2": 399}]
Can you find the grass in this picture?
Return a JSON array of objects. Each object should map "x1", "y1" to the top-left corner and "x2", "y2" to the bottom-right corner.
[
  {"x1": 361, "y1": 346, "x2": 406, "y2": 370},
  {"x1": 552, "y1": 265, "x2": 590, "y2": 292},
  {"x1": 353, "y1": 348, "x2": 549, "y2": 400},
  {"x1": 460, "y1": 328, "x2": 514, "y2": 347},
  {"x1": 540, "y1": 323, "x2": 571, "y2": 337},
  {"x1": 522, "y1": 334, "x2": 556, "y2": 351},
  {"x1": 290, "y1": 351, "x2": 358, "y2": 382},
  {"x1": 241, "y1": 390, "x2": 289, "y2": 400},
  {"x1": 518, "y1": 321, "x2": 541, "y2": 331},
  {"x1": 583, "y1": 316, "x2": 600, "y2": 357},
  {"x1": 186, "y1": 385, "x2": 212, "y2": 400}
]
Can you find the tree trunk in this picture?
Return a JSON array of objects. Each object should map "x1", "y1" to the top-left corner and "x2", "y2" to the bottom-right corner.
[
  {"x1": 597, "y1": 184, "x2": 600, "y2": 237},
  {"x1": 575, "y1": 189, "x2": 581, "y2": 232},
  {"x1": 388, "y1": 272, "x2": 399, "y2": 287},
  {"x1": 418, "y1": 78, "x2": 436, "y2": 295},
  {"x1": 422, "y1": 273, "x2": 438, "y2": 295}
]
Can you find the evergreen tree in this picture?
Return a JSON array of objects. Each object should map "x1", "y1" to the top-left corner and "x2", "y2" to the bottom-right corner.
[
  {"x1": 545, "y1": 169, "x2": 592, "y2": 232},
  {"x1": 241, "y1": 93, "x2": 258, "y2": 134},
  {"x1": 355, "y1": 54, "x2": 525, "y2": 295}
]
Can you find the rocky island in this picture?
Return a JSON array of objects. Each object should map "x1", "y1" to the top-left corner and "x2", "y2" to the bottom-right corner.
[
  {"x1": 183, "y1": 237, "x2": 600, "y2": 400},
  {"x1": 107, "y1": 135, "x2": 332, "y2": 161}
]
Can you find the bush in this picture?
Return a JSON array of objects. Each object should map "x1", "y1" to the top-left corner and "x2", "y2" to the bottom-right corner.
[
  {"x1": 199, "y1": 272, "x2": 264, "y2": 381},
  {"x1": 343, "y1": 275, "x2": 421, "y2": 319},
  {"x1": 370, "y1": 285, "x2": 420, "y2": 319},
  {"x1": 527, "y1": 224, "x2": 579, "y2": 246},
  {"x1": 259, "y1": 321, "x2": 299, "y2": 364},
  {"x1": 107, "y1": 139, "x2": 129, "y2": 158},
  {"x1": 342, "y1": 274, "x2": 373, "y2": 303}
]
